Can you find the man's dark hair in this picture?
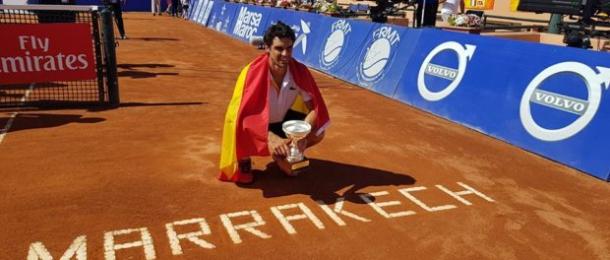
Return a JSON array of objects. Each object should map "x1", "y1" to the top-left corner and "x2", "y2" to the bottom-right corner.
[{"x1": 263, "y1": 21, "x2": 296, "y2": 47}]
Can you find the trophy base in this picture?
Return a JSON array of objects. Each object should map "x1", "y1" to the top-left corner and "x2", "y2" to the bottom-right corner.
[{"x1": 277, "y1": 157, "x2": 309, "y2": 176}]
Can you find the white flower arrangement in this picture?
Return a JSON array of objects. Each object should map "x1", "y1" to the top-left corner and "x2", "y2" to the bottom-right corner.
[{"x1": 448, "y1": 14, "x2": 482, "y2": 27}]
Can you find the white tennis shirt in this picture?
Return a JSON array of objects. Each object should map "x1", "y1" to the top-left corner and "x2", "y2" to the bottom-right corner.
[{"x1": 268, "y1": 69, "x2": 312, "y2": 123}]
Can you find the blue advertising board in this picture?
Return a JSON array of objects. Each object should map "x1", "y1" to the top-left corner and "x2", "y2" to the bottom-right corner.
[
  {"x1": 394, "y1": 29, "x2": 610, "y2": 181},
  {"x1": 190, "y1": 0, "x2": 204, "y2": 23},
  {"x1": 193, "y1": 0, "x2": 610, "y2": 181},
  {"x1": 266, "y1": 9, "x2": 328, "y2": 66},
  {"x1": 228, "y1": 4, "x2": 274, "y2": 42},
  {"x1": 207, "y1": 2, "x2": 239, "y2": 34}
]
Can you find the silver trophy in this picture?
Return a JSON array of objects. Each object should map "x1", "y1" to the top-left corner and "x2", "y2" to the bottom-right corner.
[{"x1": 282, "y1": 120, "x2": 311, "y2": 169}]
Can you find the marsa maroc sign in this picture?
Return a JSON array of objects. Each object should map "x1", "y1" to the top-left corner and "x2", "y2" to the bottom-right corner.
[{"x1": 0, "y1": 23, "x2": 96, "y2": 84}]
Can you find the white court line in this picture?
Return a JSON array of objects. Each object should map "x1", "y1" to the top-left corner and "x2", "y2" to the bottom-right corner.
[{"x1": 0, "y1": 83, "x2": 35, "y2": 144}]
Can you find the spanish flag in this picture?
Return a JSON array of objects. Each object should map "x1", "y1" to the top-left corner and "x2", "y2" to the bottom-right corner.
[{"x1": 218, "y1": 53, "x2": 330, "y2": 182}]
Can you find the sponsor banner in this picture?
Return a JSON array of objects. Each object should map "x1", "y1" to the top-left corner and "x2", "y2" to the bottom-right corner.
[
  {"x1": 356, "y1": 25, "x2": 419, "y2": 96},
  {"x1": 318, "y1": 19, "x2": 355, "y2": 71},
  {"x1": 395, "y1": 29, "x2": 610, "y2": 181},
  {"x1": 188, "y1": 0, "x2": 198, "y2": 19},
  {"x1": 267, "y1": 10, "x2": 326, "y2": 65},
  {"x1": 201, "y1": 2, "x2": 610, "y2": 181},
  {"x1": 202, "y1": 0, "x2": 215, "y2": 26},
  {"x1": 191, "y1": 0, "x2": 205, "y2": 23},
  {"x1": 355, "y1": 25, "x2": 404, "y2": 90},
  {"x1": 193, "y1": 0, "x2": 209, "y2": 24},
  {"x1": 207, "y1": 3, "x2": 239, "y2": 34},
  {"x1": 0, "y1": 23, "x2": 96, "y2": 84},
  {"x1": 230, "y1": 5, "x2": 270, "y2": 42},
  {"x1": 192, "y1": 0, "x2": 214, "y2": 26},
  {"x1": 317, "y1": 19, "x2": 375, "y2": 86}
]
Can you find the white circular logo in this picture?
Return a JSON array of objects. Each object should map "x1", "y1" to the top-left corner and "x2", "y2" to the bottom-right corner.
[
  {"x1": 321, "y1": 20, "x2": 351, "y2": 70},
  {"x1": 358, "y1": 26, "x2": 400, "y2": 83},
  {"x1": 362, "y1": 39, "x2": 391, "y2": 79},
  {"x1": 323, "y1": 30, "x2": 344, "y2": 65},
  {"x1": 520, "y1": 62, "x2": 607, "y2": 141},
  {"x1": 418, "y1": 41, "x2": 476, "y2": 101}
]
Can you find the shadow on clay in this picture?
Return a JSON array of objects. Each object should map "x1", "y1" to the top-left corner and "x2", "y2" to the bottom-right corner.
[
  {"x1": 1, "y1": 113, "x2": 104, "y2": 133},
  {"x1": 117, "y1": 63, "x2": 178, "y2": 79},
  {"x1": 237, "y1": 158, "x2": 416, "y2": 204}
]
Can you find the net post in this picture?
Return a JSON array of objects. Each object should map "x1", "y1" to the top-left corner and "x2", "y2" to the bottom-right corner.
[{"x1": 101, "y1": 7, "x2": 120, "y2": 107}]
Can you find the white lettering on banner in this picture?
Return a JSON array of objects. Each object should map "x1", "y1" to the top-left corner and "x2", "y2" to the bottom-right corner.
[
  {"x1": 166, "y1": 218, "x2": 215, "y2": 255},
  {"x1": 270, "y1": 203, "x2": 325, "y2": 234},
  {"x1": 27, "y1": 235, "x2": 87, "y2": 260},
  {"x1": 232, "y1": 7, "x2": 262, "y2": 39},
  {"x1": 23, "y1": 182, "x2": 494, "y2": 258},
  {"x1": 436, "y1": 182, "x2": 495, "y2": 205},
  {"x1": 1, "y1": 34, "x2": 89, "y2": 74},
  {"x1": 425, "y1": 64, "x2": 458, "y2": 80},
  {"x1": 104, "y1": 228, "x2": 156, "y2": 260},
  {"x1": 18, "y1": 36, "x2": 50, "y2": 52},
  {"x1": 359, "y1": 191, "x2": 416, "y2": 218},
  {"x1": 372, "y1": 26, "x2": 400, "y2": 45},
  {"x1": 398, "y1": 187, "x2": 457, "y2": 212},
  {"x1": 220, "y1": 210, "x2": 272, "y2": 244},
  {"x1": 331, "y1": 20, "x2": 352, "y2": 34},
  {"x1": 531, "y1": 89, "x2": 588, "y2": 115},
  {"x1": 317, "y1": 198, "x2": 371, "y2": 226},
  {"x1": 0, "y1": 53, "x2": 89, "y2": 74}
]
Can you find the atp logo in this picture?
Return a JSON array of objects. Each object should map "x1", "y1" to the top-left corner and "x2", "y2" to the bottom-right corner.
[
  {"x1": 358, "y1": 26, "x2": 400, "y2": 84},
  {"x1": 320, "y1": 20, "x2": 352, "y2": 70},
  {"x1": 520, "y1": 62, "x2": 610, "y2": 141},
  {"x1": 291, "y1": 20, "x2": 311, "y2": 55},
  {"x1": 417, "y1": 41, "x2": 476, "y2": 101}
]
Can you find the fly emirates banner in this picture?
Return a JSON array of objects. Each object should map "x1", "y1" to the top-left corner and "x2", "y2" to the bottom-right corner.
[{"x1": 0, "y1": 23, "x2": 96, "y2": 84}]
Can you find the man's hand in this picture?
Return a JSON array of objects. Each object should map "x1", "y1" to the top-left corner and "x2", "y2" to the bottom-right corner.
[{"x1": 268, "y1": 133, "x2": 291, "y2": 157}]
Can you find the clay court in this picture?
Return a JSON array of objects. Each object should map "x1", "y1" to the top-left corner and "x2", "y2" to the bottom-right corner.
[{"x1": 1, "y1": 13, "x2": 609, "y2": 259}]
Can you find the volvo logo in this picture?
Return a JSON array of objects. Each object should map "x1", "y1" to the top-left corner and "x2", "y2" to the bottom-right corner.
[
  {"x1": 418, "y1": 41, "x2": 476, "y2": 101},
  {"x1": 520, "y1": 62, "x2": 610, "y2": 141}
]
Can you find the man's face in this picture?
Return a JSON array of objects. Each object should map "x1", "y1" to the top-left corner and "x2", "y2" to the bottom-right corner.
[{"x1": 267, "y1": 37, "x2": 294, "y2": 70}]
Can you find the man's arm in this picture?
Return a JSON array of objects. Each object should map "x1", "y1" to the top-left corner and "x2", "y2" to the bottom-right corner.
[{"x1": 303, "y1": 100, "x2": 317, "y2": 129}]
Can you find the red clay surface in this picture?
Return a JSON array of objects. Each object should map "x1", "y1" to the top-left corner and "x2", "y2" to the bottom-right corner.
[{"x1": 1, "y1": 13, "x2": 609, "y2": 259}]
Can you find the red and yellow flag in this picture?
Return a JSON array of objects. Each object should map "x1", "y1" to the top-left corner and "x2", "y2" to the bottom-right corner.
[{"x1": 218, "y1": 53, "x2": 330, "y2": 182}]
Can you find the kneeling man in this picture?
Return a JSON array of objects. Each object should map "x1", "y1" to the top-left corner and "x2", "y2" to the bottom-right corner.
[{"x1": 218, "y1": 22, "x2": 330, "y2": 184}]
